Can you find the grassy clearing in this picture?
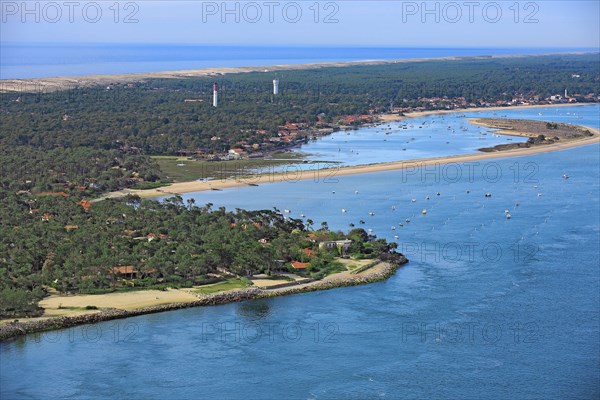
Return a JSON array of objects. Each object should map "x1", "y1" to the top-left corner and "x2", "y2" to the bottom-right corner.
[
  {"x1": 132, "y1": 181, "x2": 172, "y2": 190},
  {"x1": 56, "y1": 305, "x2": 98, "y2": 311},
  {"x1": 194, "y1": 278, "x2": 251, "y2": 295},
  {"x1": 153, "y1": 152, "x2": 309, "y2": 181},
  {"x1": 336, "y1": 258, "x2": 374, "y2": 272}
]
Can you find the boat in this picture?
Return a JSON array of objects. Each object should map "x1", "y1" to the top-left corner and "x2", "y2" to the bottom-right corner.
[
  {"x1": 562, "y1": 174, "x2": 569, "y2": 179},
  {"x1": 506, "y1": 213, "x2": 511, "y2": 219},
  {"x1": 391, "y1": 226, "x2": 396, "y2": 230},
  {"x1": 405, "y1": 218, "x2": 411, "y2": 223},
  {"x1": 342, "y1": 209, "x2": 347, "y2": 213},
  {"x1": 284, "y1": 209, "x2": 291, "y2": 213},
  {"x1": 422, "y1": 209, "x2": 427, "y2": 215},
  {"x1": 368, "y1": 212, "x2": 375, "y2": 216},
  {"x1": 411, "y1": 198, "x2": 416, "y2": 202},
  {"x1": 394, "y1": 235, "x2": 399, "y2": 240},
  {"x1": 398, "y1": 223, "x2": 404, "y2": 227},
  {"x1": 426, "y1": 196, "x2": 430, "y2": 200},
  {"x1": 359, "y1": 219, "x2": 365, "y2": 224},
  {"x1": 485, "y1": 192, "x2": 492, "y2": 198}
]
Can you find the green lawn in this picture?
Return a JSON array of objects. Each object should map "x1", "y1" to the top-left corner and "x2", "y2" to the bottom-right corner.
[
  {"x1": 194, "y1": 278, "x2": 250, "y2": 295},
  {"x1": 153, "y1": 152, "x2": 319, "y2": 181}
]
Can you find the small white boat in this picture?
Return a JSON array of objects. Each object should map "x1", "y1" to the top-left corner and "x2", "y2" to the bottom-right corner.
[
  {"x1": 355, "y1": 190, "x2": 359, "y2": 194},
  {"x1": 284, "y1": 209, "x2": 291, "y2": 213},
  {"x1": 537, "y1": 193, "x2": 542, "y2": 197},
  {"x1": 342, "y1": 209, "x2": 347, "y2": 213},
  {"x1": 368, "y1": 212, "x2": 375, "y2": 216},
  {"x1": 506, "y1": 213, "x2": 511, "y2": 219},
  {"x1": 411, "y1": 198, "x2": 416, "y2": 203},
  {"x1": 426, "y1": 196, "x2": 430, "y2": 200},
  {"x1": 562, "y1": 174, "x2": 569, "y2": 179},
  {"x1": 405, "y1": 218, "x2": 411, "y2": 223},
  {"x1": 394, "y1": 235, "x2": 399, "y2": 240},
  {"x1": 422, "y1": 209, "x2": 427, "y2": 215},
  {"x1": 391, "y1": 226, "x2": 396, "y2": 230},
  {"x1": 300, "y1": 214, "x2": 305, "y2": 218}
]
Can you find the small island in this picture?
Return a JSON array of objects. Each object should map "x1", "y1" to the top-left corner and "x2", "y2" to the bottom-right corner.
[{"x1": 470, "y1": 118, "x2": 596, "y2": 152}]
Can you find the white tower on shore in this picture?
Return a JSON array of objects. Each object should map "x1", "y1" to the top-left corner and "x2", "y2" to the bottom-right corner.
[
  {"x1": 273, "y1": 79, "x2": 279, "y2": 95},
  {"x1": 213, "y1": 82, "x2": 218, "y2": 107},
  {"x1": 564, "y1": 88, "x2": 568, "y2": 98}
]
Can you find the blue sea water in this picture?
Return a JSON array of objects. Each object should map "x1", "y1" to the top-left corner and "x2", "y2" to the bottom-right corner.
[
  {"x1": 286, "y1": 105, "x2": 599, "y2": 168},
  {"x1": 0, "y1": 44, "x2": 595, "y2": 79},
  {"x1": 1, "y1": 106, "x2": 599, "y2": 399}
]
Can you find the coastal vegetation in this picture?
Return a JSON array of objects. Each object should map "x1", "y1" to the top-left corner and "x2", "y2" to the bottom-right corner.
[
  {"x1": 1, "y1": 54, "x2": 598, "y2": 194},
  {"x1": 0, "y1": 191, "x2": 401, "y2": 318},
  {"x1": 0, "y1": 54, "x2": 597, "y2": 319}
]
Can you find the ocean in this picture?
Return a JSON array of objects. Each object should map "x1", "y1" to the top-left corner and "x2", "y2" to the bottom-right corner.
[
  {"x1": 1, "y1": 105, "x2": 598, "y2": 399},
  {"x1": 0, "y1": 44, "x2": 596, "y2": 79}
]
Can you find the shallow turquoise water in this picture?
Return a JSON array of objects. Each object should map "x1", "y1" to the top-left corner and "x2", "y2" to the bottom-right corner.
[
  {"x1": 1, "y1": 105, "x2": 598, "y2": 399},
  {"x1": 289, "y1": 104, "x2": 598, "y2": 167}
]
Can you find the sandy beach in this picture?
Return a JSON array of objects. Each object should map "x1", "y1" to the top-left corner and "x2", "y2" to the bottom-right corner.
[
  {"x1": 1, "y1": 52, "x2": 594, "y2": 93},
  {"x1": 102, "y1": 104, "x2": 598, "y2": 199},
  {"x1": 379, "y1": 103, "x2": 591, "y2": 122},
  {"x1": 0, "y1": 261, "x2": 396, "y2": 333}
]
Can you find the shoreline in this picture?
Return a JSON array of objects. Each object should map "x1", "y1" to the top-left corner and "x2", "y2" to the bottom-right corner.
[
  {"x1": 0, "y1": 260, "x2": 405, "y2": 341},
  {"x1": 1, "y1": 51, "x2": 596, "y2": 93},
  {"x1": 103, "y1": 103, "x2": 599, "y2": 200}
]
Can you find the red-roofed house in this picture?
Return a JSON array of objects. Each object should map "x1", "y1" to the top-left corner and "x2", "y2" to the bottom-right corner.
[
  {"x1": 228, "y1": 148, "x2": 245, "y2": 159},
  {"x1": 39, "y1": 191, "x2": 70, "y2": 197},
  {"x1": 78, "y1": 200, "x2": 91, "y2": 211},
  {"x1": 110, "y1": 266, "x2": 138, "y2": 279},
  {"x1": 290, "y1": 261, "x2": 309, "y2": 270}
]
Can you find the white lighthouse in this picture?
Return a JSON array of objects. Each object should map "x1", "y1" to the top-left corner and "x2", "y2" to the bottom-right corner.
[
  {"x1": 213, "y1": 82, "x2": 218, "y2": 107},
  {"x1": 273, "y1": 79, "x2": 279, "y2": 95}
]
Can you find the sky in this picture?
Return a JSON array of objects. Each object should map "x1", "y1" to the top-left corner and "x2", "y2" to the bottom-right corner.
[{"x1": 0, "y1": 0, "x2": 599, "y2": 48}]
